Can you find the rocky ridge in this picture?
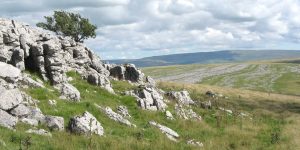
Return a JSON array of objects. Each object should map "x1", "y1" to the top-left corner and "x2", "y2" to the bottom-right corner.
[{"x1": 0, "y1": 18, "x2": 204, "y2": 145}]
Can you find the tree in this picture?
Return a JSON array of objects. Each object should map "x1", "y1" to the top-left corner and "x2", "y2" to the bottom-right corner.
[{"x1": 37, "y1": 11, "x2": 97, "y2": 42}]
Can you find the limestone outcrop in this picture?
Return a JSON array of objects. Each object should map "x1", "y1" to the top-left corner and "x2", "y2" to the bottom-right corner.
[
  {"x1": 0, "y1": 18, "x2": 114, "y2": 101},
  {"x1": 69, "y1": 111, "x2": 104, "y2": 136}
]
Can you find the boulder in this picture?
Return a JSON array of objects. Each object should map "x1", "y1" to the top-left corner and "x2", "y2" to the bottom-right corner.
[
  {"x1": 0, "y1": 62, "x2": 21, "y2": 82},
  {"x1": 25, "y1": 107, "x2": 46, "y2": 124},
  {"x1": 10, "y1": 104, "x2": 31, "y2": 117},
  {"x1": 166, "y1": 91, "x2": 195, "y2": 105},
  {"x1": 109, "y1": 65, "x2": 126, "y2": 80},
  {"x1": 69, "y1": 111, "x2": 104, "y2": 136},
  {"x1": 45, "y1": 116, "x2": 64, "y2": 131},
  {"x1": 0, "y1": 87, "x2": 23, "y2": 110},
  {"x1": 109, "y1": 64, "x2": 144, "y2": 83},
  {"x1": 60, "y1": 83, "x2": 80, "y2": 102},
  {"x1": 149, "y1": 121, "x2": 179, "y2": 142},
  {"x1": 124, "y1": 64, "x2": 144, "y2": 83},
  {"x1": 0, "y1": 109, "x2": 18, "y2": 129}
]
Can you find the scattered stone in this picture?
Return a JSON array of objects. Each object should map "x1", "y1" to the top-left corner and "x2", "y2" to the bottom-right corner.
[
  {"x1": 187, "y1": 139, "x2": 204, "y2": 147},
  {"x1": 45, "y1": 116, "x2": 64, "y2": 131},
  {"x1": 0, "y1": 109, "x2": 18, "y2": 129},
  {"x1": 219, "y1": 107, "x2": 233, "y2": 114},
  {"x1": 201, "y1": 100, "x2": 212, "y2": 109},
  {"x1": 165, "y1": 111, "x2": 175, "y2": 120},
  {"x1": 69, "y1": 111, "x2": 104, "y2": 136},
  {"x1": 175, "y1": 104, "x2": 202, "y2": 121},
  {"x1": 26, "y1": 129, "x2": 52, "y2": 137},
  {"x1": 117, "y1": 105, "x2": 132, "y2": 118},
  {"x1": 48, "y1": 100, "x2": 57, "y2": 106},
  {"x1": 134, "y1": 86, "x2": 167, "y2": 111},
  {"x1": 95, "y1": 104, "x2": 135, "y2": 127},
  {"x1": 149, "y1": 121, "x2": 179, "y2": 142},
  {"x1": 166, "y1": 91, "x2": 195, "y2": 105},
  {"x1": 60, "y1": 83, "x2": 80, "y2": 102}
]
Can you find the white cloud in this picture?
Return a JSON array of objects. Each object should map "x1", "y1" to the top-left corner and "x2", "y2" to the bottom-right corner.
[{"x1": 1, "y1": 0, "x2": 300, "y2": 59}]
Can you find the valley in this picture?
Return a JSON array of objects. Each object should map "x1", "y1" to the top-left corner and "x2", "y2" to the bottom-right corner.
[{"x1": 143, "y1": 61, "x2": 300, "y2": 96}]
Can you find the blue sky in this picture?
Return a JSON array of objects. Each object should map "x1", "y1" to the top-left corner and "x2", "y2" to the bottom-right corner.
[{"x1": 1, "y1": 0, "x2": 300, "y2": 59}]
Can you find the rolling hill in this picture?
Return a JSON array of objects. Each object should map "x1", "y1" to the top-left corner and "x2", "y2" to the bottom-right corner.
[
  {"x1": 107, "y1": 50, "x2": 300, "y2": 67},
  {"x1": 142, "y1": 61, "x2": 300, "y2": 96}
]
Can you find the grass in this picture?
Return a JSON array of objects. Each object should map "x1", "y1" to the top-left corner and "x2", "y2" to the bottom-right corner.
[
  {"x1": 143, "y1": 62, "x2": 300, "y2": 96},
  {"x1": 0, "y1": 71, "x2": 299, "y2": 149}
]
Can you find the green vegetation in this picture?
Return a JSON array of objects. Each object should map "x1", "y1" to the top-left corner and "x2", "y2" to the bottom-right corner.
[
  {"x1": 143, "y1": 62, "x2": 300, "y2": 96},
  {"x1": 37, "y1": 11, "x2": 97, "y2": 42},
  {"x1": 0, "y1": 70, "x2": 299, "y2": 149}
]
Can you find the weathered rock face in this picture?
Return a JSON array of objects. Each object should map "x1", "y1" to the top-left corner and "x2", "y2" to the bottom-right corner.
[
  {"x1": 126, "y1": 86, "x2": 167, "y2": 111},
  {"x1": 0, "y1": 109, "x2": 18, "y2": 129},
  {"x1": 166, "y1": 91, "x2": 195, "y2": 105},
  {"x1": 149, "y1": 121, "x2": 179, "y2": 142},
  {"x1": 117, "y1": 105, "x2": 131, "y2": 118},
  {"x1": 109, "y1": 64, "x2": 144, "y2": 83},
  {"x1": 95, "y1": 105, "x2": 135, "y2": 127},
  {"x1": 0, "y1": 87, "x2": 23, "y2": 110},
  {"x1": 59, "y1": 83, "x2": 80, "y2": 102},
  {"x1": 86, "y1": 69, "x2": 114, "y2": 93},
  {"x1": 45, "y1": 116, "x2": 64, "y2": 131},
  {"x1": 0, "y1": 18, "x2": 115, "y2": 101},
  {"x1": 10, "y1": 104, "x2": 31, "y2": 117},
  {"x1": 69, "y1": 111, "x2": 104, "y2": 136},
  {"x1": 0, "y1": 62, "x2": 21, "y2": 82}
]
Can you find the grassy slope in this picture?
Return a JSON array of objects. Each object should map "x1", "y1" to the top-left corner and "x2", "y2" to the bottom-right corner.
[{"x1": 0, "y1": 71, "x2": 299, "y2": 149}]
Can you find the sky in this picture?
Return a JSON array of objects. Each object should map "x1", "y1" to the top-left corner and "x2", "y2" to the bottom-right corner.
[{"x1": 1, "y1": 0, "x2": 300, "y2": 60}]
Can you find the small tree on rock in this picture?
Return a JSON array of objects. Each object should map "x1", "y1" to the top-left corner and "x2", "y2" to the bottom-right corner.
[{"x1": 37, "y1": 11, "x2": 97, "y2": 42}]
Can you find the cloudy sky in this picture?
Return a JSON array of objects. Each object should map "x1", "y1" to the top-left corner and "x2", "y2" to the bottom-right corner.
[{"x1": 1, "y1": 0, "x2": 300, "y2": 59}]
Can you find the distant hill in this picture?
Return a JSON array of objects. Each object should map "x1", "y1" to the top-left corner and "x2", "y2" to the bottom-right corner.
[{"x1": 106, "y1": 50, "x2": 300, "y2": 67}]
